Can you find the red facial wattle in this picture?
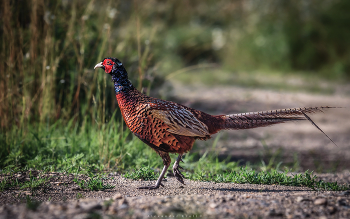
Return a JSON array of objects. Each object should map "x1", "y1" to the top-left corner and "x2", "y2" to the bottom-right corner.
[{"x1": 103, "y1": 59, "x2": 115, "y2": 74}]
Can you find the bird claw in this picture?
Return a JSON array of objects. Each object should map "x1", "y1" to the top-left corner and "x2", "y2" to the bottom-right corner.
[{"x1": 173, "y1": 163, "x2": 185, "y2": 185}]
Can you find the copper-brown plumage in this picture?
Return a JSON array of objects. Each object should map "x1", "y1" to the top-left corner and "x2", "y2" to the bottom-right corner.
[{"x1": 95, "y1": 57, "x2": 337, "y2": 189}]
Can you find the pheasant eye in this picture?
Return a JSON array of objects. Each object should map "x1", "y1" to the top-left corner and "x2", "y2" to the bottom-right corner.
[{"x1": 106, "y1": 61, "x2": 111, "y2": 65}]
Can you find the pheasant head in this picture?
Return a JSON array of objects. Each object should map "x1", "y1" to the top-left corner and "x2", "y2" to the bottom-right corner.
[{"x1": 94, "y1": 58, "x2": 133, "y2": 93}]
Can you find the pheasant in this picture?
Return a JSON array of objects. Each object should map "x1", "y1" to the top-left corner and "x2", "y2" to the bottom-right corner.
[{"x1": 94, "y1": 57, "x2": 336, "y2": 189}]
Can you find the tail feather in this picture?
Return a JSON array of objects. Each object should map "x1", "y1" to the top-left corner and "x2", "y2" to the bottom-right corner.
[{"x1": 219, "y1": 106, "x2": 337, "y2": 146}]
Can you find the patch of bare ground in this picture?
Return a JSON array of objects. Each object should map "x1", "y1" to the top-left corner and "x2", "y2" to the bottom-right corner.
[{"x1": 0, "y1": 172, "x2": 350, "y2": 218}]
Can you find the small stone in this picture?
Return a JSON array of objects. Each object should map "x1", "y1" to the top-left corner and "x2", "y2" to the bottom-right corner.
[
  {"x1": 209, "y1": 202, "x2": 217, "y2": 208},
  {"x1": 108, "y1": 202, "x2": 119, "y2": 214},
  {"x1": 337, "y1": 199, "x2": 347, "y2": 206},
  {"x1": 71, "y1": 186, "x2": 80, "y2": 191},
  {"x1": 53, "y1": 182, "x2": 64, "y2": 186},
  {"x1": 23, "y1": 191, "x2": 32, "y2": 196},
  {"x1": 314, "y1": 198, "x2": 327, "y2": 206},
  {"x1": 118, "y1": 198, "x2": 128, "y2": 207},
  {"x1": 119, "y1": 204, "x2": 128, "y2": 210},
  {"x1": 80, "y1": 202, "x2": 102, "y2": 212},
  {"x1": 327, "y1": 206, "x2": 337, "y2": 214},
  {"x1": 296, "y1": 196, "x2": 305, "y2": 203},
  {"x1": 341, "y1": 190, "x2": 350, "y2": 196},
  {"x1": 179, "y1": 185, "x2": 184, "y2": 189},
  {"x1": 49, "y1": 204, "x2": 67, "y2": 211},
  {"x1": 266, "y1": 209, "x2": 283, "y2": 217},
  {"x1": 112, "y1": 193, "x2": 123, "y2": 200},
  {"x1": 72, "y1": 213, "x2": 90, "y2": 219}
]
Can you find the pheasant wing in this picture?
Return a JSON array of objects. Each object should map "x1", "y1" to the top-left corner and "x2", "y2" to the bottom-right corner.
[{"x1": 148, "y1": 103, "x2": 210, "y2": 137}]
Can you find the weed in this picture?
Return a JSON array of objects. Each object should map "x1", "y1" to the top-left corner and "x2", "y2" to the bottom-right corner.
[
  {"x1": 76, "y1": 193, "x2": 84, "y2": 199},
  {"x1": 20, "y1": 175, "x2": 51, "y2": 195},
  {"x1": 73, "y1": 175, "x2": 115, "y2": 191},
  {"x1": 124, "y1": 166, "x2": 158, "y2": 181},
  {"x1": 186, "y1": 168, "x2": 350, "y2": 191},
  {"x1": 0, "y1": 177, "x2": 20, "y2": 192}
]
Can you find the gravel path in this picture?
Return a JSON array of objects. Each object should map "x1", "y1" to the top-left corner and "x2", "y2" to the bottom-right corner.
[{"x1": 1, "y1": 172, "x2": 350, "y2": 218}]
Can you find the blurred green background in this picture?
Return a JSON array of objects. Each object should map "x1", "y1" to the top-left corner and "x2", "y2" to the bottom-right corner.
[{"x1": 1, "y1": 0, "x2": 349, "y2": 172}]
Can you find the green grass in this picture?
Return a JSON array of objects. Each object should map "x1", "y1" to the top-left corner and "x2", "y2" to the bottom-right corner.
[
  {"x1": 20, "y1": 175, "x2": 51, "y2": 194},
  {"x1": 189, "y1": 168, "x2": 349, "y2": 191},
  {"x1": 124, "y1": 166, "x2": 159, "y2": 181},
  {"x1": 123, "y1": 135, "x2": 350, "y2": 191},
  {"x1": 73, "y1": 175, "x2": 115, "y2": 191},
  {"x1": 0, "y1": 177, "x2": 20, "y2": 192},
  {"x1": 0, "y1": 173, "x2": 51, "y2": 195},
  {"x1": 1, "y1": 127, "x2": 349, "y2": 193},
  {"x1": 0, "y1": 113, "x2": 161, "y2": 175},
  {"x1": 125, "y1": 167, "x2": 349, "y2": 191}
]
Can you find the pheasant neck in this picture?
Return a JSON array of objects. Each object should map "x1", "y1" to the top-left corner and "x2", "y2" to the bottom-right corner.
[{"x1": 111, "y1": 71, "x2": 133, "y2": 94}]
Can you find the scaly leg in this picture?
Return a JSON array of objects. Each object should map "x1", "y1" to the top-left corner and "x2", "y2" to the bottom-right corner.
[
  {"x1": 138, "y1": 165, "x2": 169, "y2": 189},
  {"x1": 173, "y1": 154, "x2": 185, "y2": 184},
  {"x1": 138, "y1": 151, "x2": 171, "y2": 190}
]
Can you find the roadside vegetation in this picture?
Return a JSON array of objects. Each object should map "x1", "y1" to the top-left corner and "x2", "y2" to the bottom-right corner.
[{"x1": 1, "y1": 0, "x2": 350, "y2": 197}]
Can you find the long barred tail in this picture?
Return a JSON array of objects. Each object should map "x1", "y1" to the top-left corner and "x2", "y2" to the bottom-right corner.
[{"x1": 219, "y1": 106, "x2": 337, "y2": 146}]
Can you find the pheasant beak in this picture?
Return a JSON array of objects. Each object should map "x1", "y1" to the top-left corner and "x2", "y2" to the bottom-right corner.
[{"x1": 94, "y1": 62, "x2": 105, "y2": 70}]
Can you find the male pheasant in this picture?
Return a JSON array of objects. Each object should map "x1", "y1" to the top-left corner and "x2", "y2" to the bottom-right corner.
[{"x1": 94, "y1": 57, "x2": 336, "y2": 189}]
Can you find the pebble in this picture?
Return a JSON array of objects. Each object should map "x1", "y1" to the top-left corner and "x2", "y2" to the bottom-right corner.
[
  {"x1": 80, "y1": 202, "x2": 102, "y2": 212},
  {"x1": 112, "y1": 193, "x2": 123, "y2": 200},
  {"x1": 314, "y1": 198, "x2": 327, "y2": 205},
  {"x1": 341, "y1": 190, "x2": 350, "y2": 196},
  {"x1": 209, "y1": 202, "x2": 218, "y2": 208},
  {"x1": 70, "y1": 186, "x2": 80, "y2": 191},
  {"x1": 337, "y1": 199, "x2": 347, "y2": 206},
  {"x1": 327, "y1": 206, "x2": 337, "y2": 214},
  {"x1": 296, "y1": 196, "x2": 305, "y2": 203}
]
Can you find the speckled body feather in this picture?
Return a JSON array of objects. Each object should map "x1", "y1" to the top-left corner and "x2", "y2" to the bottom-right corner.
[
  {"x1": 116, "y1": 87, "x2": 222, "y2": 154},
  {"x1": 95, "y1": 57, "x2": 336, "y2": 189}
]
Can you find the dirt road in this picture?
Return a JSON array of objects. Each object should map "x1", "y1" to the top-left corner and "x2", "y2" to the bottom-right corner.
[{"x1": 1, "y1": 172, "x2": 350, "y2": 218}]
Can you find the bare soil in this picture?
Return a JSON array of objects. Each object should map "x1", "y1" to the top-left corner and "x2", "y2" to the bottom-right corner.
[
  {"x1": 1, "y1": 81, "x2": 350, "y2": 218},
  {"x1": 0, "y1": 171, "x2": 350, "y2": 218}
]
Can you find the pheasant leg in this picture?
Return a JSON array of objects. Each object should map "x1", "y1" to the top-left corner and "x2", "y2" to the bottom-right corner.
[
  {"x1": 173, "y1": 155, "x2": 185, "y2": 184},
  {"x1": 138, "y1": 165, "x2": 169, "y2": 189}
]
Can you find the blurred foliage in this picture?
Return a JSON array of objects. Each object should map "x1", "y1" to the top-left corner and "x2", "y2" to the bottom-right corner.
[{"x1": 1, "y1": 0, "x2": 350, "y2": 129}]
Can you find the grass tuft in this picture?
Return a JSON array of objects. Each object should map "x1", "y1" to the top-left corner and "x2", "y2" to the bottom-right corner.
[
  {"x1": 187, "y1": 168, "x2": 349, "y2": 191},
  {"x1": 73, "y1": 175, "x2": 115, "y2": 191},
  {"x1": 124, "y1": 166, "x2": 158, "y2": 181},
  {"x1": 20, "y1": 175, "x2": 51, "y2": 195},
  {"x1": 125, "y1": 166, "x2": 349, "y2": 191}
]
